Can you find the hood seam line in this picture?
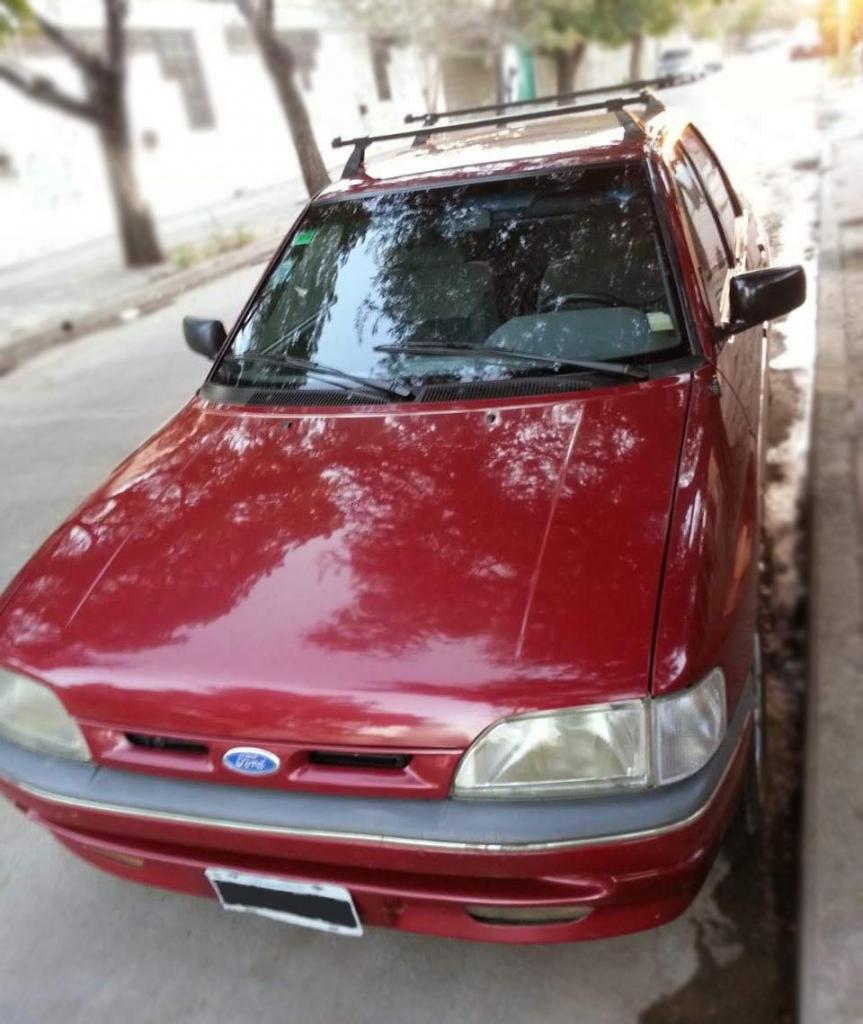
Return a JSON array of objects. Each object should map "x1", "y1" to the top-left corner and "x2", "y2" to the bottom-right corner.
[{"x1": 514, "y1": 412, "x2": 583, "y2": 661}]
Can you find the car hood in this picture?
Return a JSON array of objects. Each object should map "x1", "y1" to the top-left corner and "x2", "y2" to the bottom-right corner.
[{"x1": 0, "y1": 379, "x2": 690, "y2": 749}]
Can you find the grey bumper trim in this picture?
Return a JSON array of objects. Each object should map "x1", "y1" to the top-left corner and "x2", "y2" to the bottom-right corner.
[{"x1": 0, "y1": 681, "x2": 753, "y2": 854}]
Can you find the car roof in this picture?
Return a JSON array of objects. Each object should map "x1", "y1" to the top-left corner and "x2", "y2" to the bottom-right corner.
[{"x1": 319, "y1": 108, "x2": 678, "y2": 201}]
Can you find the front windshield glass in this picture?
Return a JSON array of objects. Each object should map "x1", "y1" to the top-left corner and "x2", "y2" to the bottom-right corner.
[{"x1": 211, "y1": 164, "x2": 684, "y2": 392}]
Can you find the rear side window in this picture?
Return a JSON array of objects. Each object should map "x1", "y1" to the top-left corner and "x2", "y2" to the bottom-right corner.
[
  {"x1": 681, "y1": 129, "x2": 738, "y2": 254},
  {"x1": 672, "y1": 150, "x2": 729, "y2": 320}
]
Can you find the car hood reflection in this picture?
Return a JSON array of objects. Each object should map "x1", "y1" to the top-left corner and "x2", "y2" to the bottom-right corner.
[{"x1": 0, "y1": 380, "x2": 690, "y2": 749}]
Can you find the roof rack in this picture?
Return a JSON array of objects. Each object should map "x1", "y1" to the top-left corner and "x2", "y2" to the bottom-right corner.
[
  {"x1": 403, "y1": 76, "x2": 674, "y2": 126},
  {"x1": 332, "y1": 90, "x2": 665, "y2": 180}
]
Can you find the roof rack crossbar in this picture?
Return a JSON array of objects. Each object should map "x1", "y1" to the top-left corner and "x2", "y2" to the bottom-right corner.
[
  {"x1": 404, "y1": 76, "x2": 673, "y2": 125},
  {"x1": 332, "y1": 91, "x2": 661, "y2": 179}
]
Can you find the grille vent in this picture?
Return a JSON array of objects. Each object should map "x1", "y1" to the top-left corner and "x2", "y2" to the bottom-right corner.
[
  {"x1": 126, "y1": 733, "x2": 209, "y2": 756},
  {"x1": 308, "y1": 751, "x2": 412, "y2": 770},
  {"x1": 247, "y1": 388, "x2": 389, "y2": 407},
  {"x1": 417, "y1": 375, "x2": 595, "y2": 402}
]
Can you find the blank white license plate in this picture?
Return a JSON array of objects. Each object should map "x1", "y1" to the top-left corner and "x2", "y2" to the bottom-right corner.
[{"x1": 205, "y1": 868, "x2": 363, "y2": 937}]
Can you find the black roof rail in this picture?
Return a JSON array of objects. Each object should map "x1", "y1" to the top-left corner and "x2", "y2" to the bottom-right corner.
[
  {"x1": 403, "y1": 76, "x2": 674, "y2": 126},
  {"x1": 332, "y1": 90, "x2": 665, "y2": 180}
]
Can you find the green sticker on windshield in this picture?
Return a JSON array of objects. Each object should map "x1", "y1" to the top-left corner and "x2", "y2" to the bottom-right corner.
[
  {"x1": 647, "y1": 311, "x2": 674, "y2": 333},
  {"x1": 292, "y1": 228, "x2": 317, "y2": 247}
]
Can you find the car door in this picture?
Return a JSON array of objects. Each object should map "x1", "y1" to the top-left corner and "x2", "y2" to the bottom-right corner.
[{"x1": 659, "y1": 136, "x2": 761, "y2": 701}]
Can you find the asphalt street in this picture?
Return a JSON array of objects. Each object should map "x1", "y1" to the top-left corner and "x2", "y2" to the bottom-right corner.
[{"x1": 0, "y1": 51, "x2": 825, "y2": 1024}]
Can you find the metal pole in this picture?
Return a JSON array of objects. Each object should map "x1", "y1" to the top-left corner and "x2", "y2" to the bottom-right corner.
[{"x1": 837, "y1": 0, "x2": 850, "y2": 75}]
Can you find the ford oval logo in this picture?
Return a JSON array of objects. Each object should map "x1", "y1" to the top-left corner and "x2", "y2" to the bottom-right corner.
[{"x1": 223, "y1": 747, "x2": 281, "y2": 776}]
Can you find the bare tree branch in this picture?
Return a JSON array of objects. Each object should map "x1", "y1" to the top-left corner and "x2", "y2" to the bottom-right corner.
[
  {"x1": 235, "y1": 0, "x2": 257, "y2": 27},
  {"x1": 236, "y1": 0, "x2": 273, "y2": 33},
  {"x1": 0, "y1": 60, "x2": 99, "y2": 121},
  {"x1": 32, "y1": 12, "x2": 106, "y2": 75},
  {"x1": 104, "y1": 0, "x2": 127, "y2": 74}
]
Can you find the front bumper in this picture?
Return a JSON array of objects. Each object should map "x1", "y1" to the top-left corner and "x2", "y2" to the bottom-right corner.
[{"x1": 0, "y1": 681, "x2": 754, "y2": 943}]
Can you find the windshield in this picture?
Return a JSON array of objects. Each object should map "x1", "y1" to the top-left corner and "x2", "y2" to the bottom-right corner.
[
  {"x1": 211, "y1": 164, "x2": 684, "y2": 394},
  {"x1": 661, "y1": 49, "x2": 693, "y2": 60}
]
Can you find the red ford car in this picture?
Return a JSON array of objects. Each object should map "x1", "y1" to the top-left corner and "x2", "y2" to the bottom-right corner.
[{"x1": 0, "y1": 87, "x2": 805, "y2": 943}]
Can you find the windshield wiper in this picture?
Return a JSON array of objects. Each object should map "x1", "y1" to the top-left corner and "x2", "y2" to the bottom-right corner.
[
  {"x1": 372, "y1": 343, "x2": 648, "y2": 380},
  {"x1": 223, "y1": 353, "x2": 414, "y2": 401}
]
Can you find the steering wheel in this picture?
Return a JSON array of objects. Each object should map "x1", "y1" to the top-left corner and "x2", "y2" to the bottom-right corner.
[{"x1": 537, "y1": 290, "x2": 630, "y2": 313}]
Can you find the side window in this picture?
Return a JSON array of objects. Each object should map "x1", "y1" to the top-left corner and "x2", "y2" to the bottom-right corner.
[
  {"x1": 681, "y1": 129, "x2": 738, "y2": 254},
  {"x1": 671, "y1": 149, "x2": 729, "y2": 320}
]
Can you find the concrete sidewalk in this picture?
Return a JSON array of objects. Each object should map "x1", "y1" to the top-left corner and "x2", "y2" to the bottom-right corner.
[
  {"x1": 0, "y1": 176, "x2": 308, "y2": 374},
  {"x1": 800, "y1": 92, "x2": 863, "y2": 1022}
]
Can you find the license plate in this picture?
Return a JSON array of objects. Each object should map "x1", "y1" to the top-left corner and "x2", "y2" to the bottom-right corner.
[{"x1": 205, "y1": 868, "x2": 363, "y2": 937}]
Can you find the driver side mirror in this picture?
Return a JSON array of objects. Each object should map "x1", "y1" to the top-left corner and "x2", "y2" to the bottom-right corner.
[
  {"x1": 183, "y1": 316, "x2": 226, "y2": 360},
  {"x1": 724, "y1": 266, "x2": 806, "y2": 336}
]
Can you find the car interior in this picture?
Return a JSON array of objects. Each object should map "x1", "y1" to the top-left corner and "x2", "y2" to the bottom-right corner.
[{"x1": 221, "y1": 169, "x2": 683, "y2": 388}]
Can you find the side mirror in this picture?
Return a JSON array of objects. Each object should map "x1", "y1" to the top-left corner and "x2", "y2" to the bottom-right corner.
[
  {"x1": 183, "y1": 316, "x2": 226, "y2": 360},
  {"x1": 724, "y1": 266, "x2": 806, "y2": 336}
]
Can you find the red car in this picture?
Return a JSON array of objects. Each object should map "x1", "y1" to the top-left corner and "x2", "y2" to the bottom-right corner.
[{"x1": 0, "y1": 86, "x2": 804, "y2": 943}]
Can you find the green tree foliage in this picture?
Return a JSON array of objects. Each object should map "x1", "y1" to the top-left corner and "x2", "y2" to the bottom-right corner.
[
  {"x1": 731, "y1": 0, "x2": 769, "y2": 39},
  {"x1": 0, "y1": 0, "x2": 31, "y2": 37},
  {"x1": 512, "y1": 0, "x2": 713, "y2": 90},
  {"x1": 511, "y1": 1, "x2": 607, "y2": 93},
  {"x1": 818, "y1": 0, "x2": 863, "y2": 51}
]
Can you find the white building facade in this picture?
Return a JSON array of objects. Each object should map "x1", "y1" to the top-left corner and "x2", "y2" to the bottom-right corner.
[
  {"x1": 0, "y1": 0, "x2": 429, "y2": 267},
  {"x1": 0, "y1": 1, "x2": 678, "y2": 269}
]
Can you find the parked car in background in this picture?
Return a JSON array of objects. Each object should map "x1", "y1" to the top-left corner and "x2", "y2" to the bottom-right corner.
[
  {"x1": 657, "y1": 47, "x2": 705, "y2": 84},
  {"x1": 743, "y1": 30, "x2": 785, "y2": 54},
  {"x1": 789, "y1": 18, "x2": 825, "y2": 61},
  {"x1": 0, "y1": 84, "x2": 805, "y2": 944},
  {"x1": 790, "y1": 39, "x2": 824, "y2": 60}
]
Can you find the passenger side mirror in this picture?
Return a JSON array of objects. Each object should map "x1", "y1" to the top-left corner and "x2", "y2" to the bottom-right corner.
[
  {"x1": 724, "y1": 266, "x2": 806, "y2": 336},
  {"x1": 183, "y1": 316, "x2": 226, "y2": 360}
]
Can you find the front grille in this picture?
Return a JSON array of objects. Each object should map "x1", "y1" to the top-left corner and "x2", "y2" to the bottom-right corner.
[
  {"x1": 125, "y1": 733, "x2": 209, "y2": 756},
  {"x1": 308, "y1": 751, "x2": 412, "y2": 770}
]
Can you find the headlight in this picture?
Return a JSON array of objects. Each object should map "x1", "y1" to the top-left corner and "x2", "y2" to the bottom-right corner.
[
  {"x1": 0, "y1": 667, "x2": 91, "y2": 762},
  {"x1": 453, "y1": 669, "x2": 726, "y2": 799}
]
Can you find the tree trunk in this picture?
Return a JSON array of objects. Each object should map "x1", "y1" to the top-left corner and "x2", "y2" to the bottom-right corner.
[
  {"x1": 256, "y1": 31, "x2": 330, "y2": 195},
  {"x1": 554, "y1": 41, "x2": 586, "y2": 100},
  {"x1": 0, "y1": 3, "x2": 164, "y2": 269},
  {"x1": 95, "y1": 87, "x2": 163, "y2": 267},
  {"x1": 629, "y1": 33, "x2": 645, "y2": 82}
]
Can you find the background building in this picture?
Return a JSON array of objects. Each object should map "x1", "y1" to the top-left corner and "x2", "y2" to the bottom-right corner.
[{"x1": 0, "y1": 0, "x2": 428, "y2": 267}]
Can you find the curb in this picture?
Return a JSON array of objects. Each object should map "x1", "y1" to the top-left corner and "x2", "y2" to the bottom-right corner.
[
  {"x1": 0, "y1": 231, "x2": 282, "y2": 378},
  {"x1": 798, "y1": 101, "x2": 863, "y2": 1023}
]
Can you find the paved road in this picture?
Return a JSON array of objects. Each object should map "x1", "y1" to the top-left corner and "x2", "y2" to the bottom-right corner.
[
  {"x1": 0, "y1": 51, "x2": 824, "y2": 1024},
  {"x1": 0, "y1": 179, "x2": 307, "y2": 347}
]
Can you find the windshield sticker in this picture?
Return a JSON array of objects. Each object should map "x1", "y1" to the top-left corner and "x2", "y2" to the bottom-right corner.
[
  {"x1": 292, "y1": 228, "x2": 317, "y2": 247},
  {"x1": 647, "y1": 311, "x2": 674, "y2": 333}
]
